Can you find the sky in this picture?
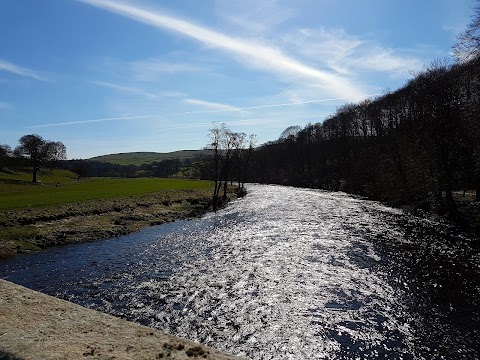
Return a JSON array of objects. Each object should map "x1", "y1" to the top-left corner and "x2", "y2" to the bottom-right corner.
[{"x1": 0, "y1": 0, "x2": 474, "y2": 159}]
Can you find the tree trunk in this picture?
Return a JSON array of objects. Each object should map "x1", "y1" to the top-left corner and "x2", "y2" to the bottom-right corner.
[
  {"x1": 222, "y1": 164, "x2": 229, "y2": 200},
  {"x1": 445, "y1": 184, "x2": 458, "y2": 219},
  {"x1": 212, "y1": 145, "x2": 220, "y2": 210},
  {"x1": 476, "y1": 171, "x2": 480, "y2": 202},
  {"x1": 32, "y1": 160, "x2": 39, "y2": 183},
  {"x1": 435, "y1": 180, "x2": 446, "y2": 215},
  {"x1": 241, "y1": 148, "x2": 253, "y2": 189}
]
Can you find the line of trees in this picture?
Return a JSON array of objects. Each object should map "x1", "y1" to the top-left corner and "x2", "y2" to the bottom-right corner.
[
  {"x1": 248, "y1": 56, "x2": 479, "y2": 218},
  {"x1": 60, "y1": 158, "x2": 193, "y2": 180}
]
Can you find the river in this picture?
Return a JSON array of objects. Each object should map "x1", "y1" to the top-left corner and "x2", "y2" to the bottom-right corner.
[{"x1": 1, "y1": 184, "x2": 479, "y2": 359}]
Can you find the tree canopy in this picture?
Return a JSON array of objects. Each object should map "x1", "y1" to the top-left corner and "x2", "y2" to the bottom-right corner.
[
  {"x1": 15, "y1": 134, "x2": 67, "y2": 183},
  {"x1": 453, "y1": 0, "x2": 480, "y2": 61}
]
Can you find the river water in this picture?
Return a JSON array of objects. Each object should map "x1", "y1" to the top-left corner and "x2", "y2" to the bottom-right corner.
[{"x1": 1, "y1": 184, "x2": 479, "y2": 359}]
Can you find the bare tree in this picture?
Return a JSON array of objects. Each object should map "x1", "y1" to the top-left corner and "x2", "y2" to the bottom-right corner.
[
  {"x1": 206, "y1": 124, "x2": 257, "y2": 206},
  {"x1": 220, "y1": 128, "x2": 237, "y2": 200},
  {"x1": 207, "y1": 124, "x2": 222, "y2": 206},
  {"x1": 232, "y1": 132, "x2": 247, "y2": 188},
  {"x1": 453, "y1": 0, "x2": 480, "y2": 61},
  {"x1": 15, "y1": 134, "x2": 67, "y2": 183},
  {"x1": 279, "y1": 125, "x2": 301, "y2": 142}
]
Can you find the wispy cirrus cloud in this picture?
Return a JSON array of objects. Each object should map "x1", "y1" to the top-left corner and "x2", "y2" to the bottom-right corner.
[
  {"x1": 79, "y1": 0, "x2": 367, "y2": 100},
  {"x1": 284, "y1": 28, "x2": 423, "y2": 78},
  {"x1": 215, "y1": 0, "x2": 294, "y2": 34},
  {"x1": 184, "y1": 98, "x2": 245, "y2": 113},
  {"x1": 0, "y1": 59, "x2": 47, "y2": 81},
  {"x1": 352, "y1": 46, "x2": 423, "y2": 75},
  {"x1": 0, "y1": 101, "x2": 11, "y2": 109},
  {"x1": 91, "y1": 80, "x2": 160, "y2": 98},
  {"x1": 25, "y1": 114, "x2": 160, "y2": 129},
  {"x1": 167, "y1": 112, "x2": 332, "y2": 130},
  {"x1": 26, "y1": 95, "x2": 379, "y2": 128},
  {"x1": 91, "y1": 80, "x2": 187, "y2": 101},
  {"x1": 177, "y1": 96, "x2": 376, "y2": 115}
]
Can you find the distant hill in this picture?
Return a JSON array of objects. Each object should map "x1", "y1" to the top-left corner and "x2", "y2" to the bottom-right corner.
[{"x1": 89, "y1": 150, "x2": 207, "y2": 166}]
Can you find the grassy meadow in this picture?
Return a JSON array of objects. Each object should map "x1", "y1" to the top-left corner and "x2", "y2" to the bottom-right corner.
[
  {"x1": 0, "y1": 168, "x2": 219, "y2": 257},
  {"x1": 0, "y1": 169, "x2": 213, "y2": 210}
]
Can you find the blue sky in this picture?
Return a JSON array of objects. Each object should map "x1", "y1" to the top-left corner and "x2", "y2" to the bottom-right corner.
[{"x1": 0, "y1": 0, "x2": 474, "y2": 159}]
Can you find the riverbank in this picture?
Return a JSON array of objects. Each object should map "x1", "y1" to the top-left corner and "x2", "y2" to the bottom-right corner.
[
  {"x1": 0, "y1": 188, "x2": 226, "y2": 259},
  {"x1": 395, "y1": 190, "x2": 480, "y2": 240},
  {"x1": 0, "y1": 279, "x2": 241, "y2": 359}
]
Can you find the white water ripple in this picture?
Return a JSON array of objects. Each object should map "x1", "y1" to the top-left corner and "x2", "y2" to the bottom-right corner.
[
  {"x1": 121, "y1": 185, "x2": 415, "y2": 358},
  {"x1": 2, "y1": 184, "x2": 477, "y2": 359}
]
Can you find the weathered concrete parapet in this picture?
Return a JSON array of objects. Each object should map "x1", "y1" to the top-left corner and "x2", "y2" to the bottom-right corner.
[{"x1": 0, "y1": 279, "x2": 242, "y2": 360}]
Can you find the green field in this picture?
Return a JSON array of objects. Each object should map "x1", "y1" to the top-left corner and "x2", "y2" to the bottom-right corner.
[
  {"x1": 0, "y1": 169, "x2": 213, "y2": 210},
  {"x1": 89, "y1": 150, "x2": 207, "y2": 166}
]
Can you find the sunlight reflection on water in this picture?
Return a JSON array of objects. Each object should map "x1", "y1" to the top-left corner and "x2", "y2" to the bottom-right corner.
[{"x1": 1, "y1": 184, "x2": 478, "y2": 359}]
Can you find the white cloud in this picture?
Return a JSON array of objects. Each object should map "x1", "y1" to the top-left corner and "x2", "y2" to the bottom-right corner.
[
  {"x1": 161, "y1": 91, "x2": 186, "y2": 97},
  {"x1": 79, "y1": 0, "x2": 367, "y2": 100},
  {"x1": 0, "y1": 101, "x2": 11, "y2": 109},
  {"x1": 352, "y1": 46, "x2": 423, "y2": 74},
  {"x1": 284, "y1": 28, "x2": 423, "y2": 78},
  {"x1": 0, "y1": 59, "x2": 47, "y2": 81},
  {"x1": 184, "y1": 98, "x2": 245, "y2": 113},
  {"x1": 286, "y1": 28, "x2": 364, "y2": 75},
  {"x1": 215, "y1": 0, "x2": 294, "y2": 33},
  {"x1": 25, "y1": 114, "x2": 160, "y2": 128}
]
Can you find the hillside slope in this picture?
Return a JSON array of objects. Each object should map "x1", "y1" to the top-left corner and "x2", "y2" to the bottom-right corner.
[{"x1": 90, "y1": 150, "x2": 206, "y2": 165}]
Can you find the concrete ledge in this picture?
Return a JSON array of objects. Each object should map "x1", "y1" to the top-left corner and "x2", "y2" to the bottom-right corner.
[{"x1": 0, "y1": 280, "x2": 241, "y2": 360}]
